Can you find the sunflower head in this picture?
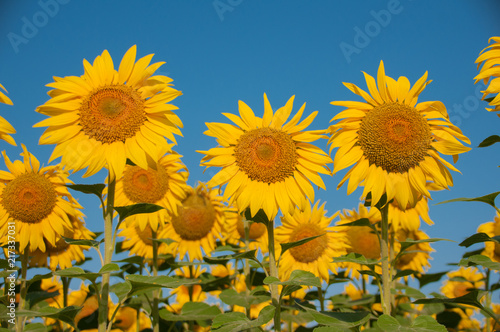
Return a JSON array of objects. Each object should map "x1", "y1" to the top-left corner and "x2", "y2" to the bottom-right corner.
[
  {"x1": 475, "y1": 36, "x2": 500, "y2": 115},
  {"x1": 0, "y1": 83, "x2": 16, "y2": 146},
  {"x1": 329, "y1": 61, "x2": 470, "y2": 210},
  {"x1": 224, "y1": 206, "x2": 269, "y2": 253},
  {"x1": 394, "y1": 228, "x2": 433, "y2": 273},
  {"x1": 199, "y1": 93, "x2": 332, "y2": 220},
  {"x1": 35, "y1": 45, "x2": 183, "y2": 180},
  {"x1": 477, "y1": 212, "x2": 500, "y2": 262}
]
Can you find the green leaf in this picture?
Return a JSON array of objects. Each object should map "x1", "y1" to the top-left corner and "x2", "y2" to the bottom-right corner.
[
  {"x1": 295, "y1": 302, "x2": 371, "y2": 328},
  {"x1": 110, "y1": 281, "x2": 132, "y2": 302},
  {"x1": 61, "y1": 236, "x2": 100, "y2": 247},
  {"x1": 160, "y1": 302, "x2": 221, "y2": 322},
  {"x1": 67, "y1": 183, "x2": 105, "y2": 200},
  {"x1": 211, "y1": 305, "x2": 275, "y2": 332},
  {"x1": 152, "y1": 238, "x2": 176, "y2": 245},
  {"x1": 314, "y1": 327, "x2": 344, "y2": 332},
  {"x1": 399, "y1": 238, "x2": 452, "y2": 254},
  {"x1": 114, "y1": 203, "x2": 165, "y2": 223},
  {"x1": 112, "y1": 256, "x2": 144, "y2": 265},
  {"x1": 264, "y1": 270, "x2": 321, "y2": 288},
  {"x1": 437, "y1": 191, "x2": 500, "y2": 210},
  {"x1": 393, "y1": 269, "x2": 418, "y2": 280},
  {"x1": 396, "y1": 285, "x2": 426, "y2": 300},
  {"x1": 203, "y1": 250, "x2": 259, "y2": 266},
  {"x1": 126, "y1": 275, "x2": 199, "y2": 295},
  {"x1": 478, "y1": 135, "x2": 500, "y2": 147},
  {"x1": 218, "y1": 287, "x2": 270, "y2": 307},
  {"x1": 413, "y1": 290, "x2": 486, "y2": 310},
  {"x1": 459, "y1": 254, "x2": 500, "y2": 271},
  {"x1": 52, "y1": 266, "x2": 116, "y2": 283},
  {"x1": 23, "y1": 323, "x2": 47, "y2": 332},
  {"x1": 332, "y1": 253, "x2": 379, "y2": 266},
  {"x1": 459, "y1": 233, "x2": 500, "y2": 247},
  {"x1": 244, "y1": 208, "x2": 270, "y2": 226},
  {"x1": 417, "y1": 271, "x2": 448, "y2": 288},
  {"x1": 375, "y1": 314, "x2": 447, "y2": 331},
  {"x1": 15, "y1": 306, "x2": 81, "y2": 328},
  {"x1": 280, "y1": 233, "x2": 325, "y2": 256},
  {"x1": 99, "y1": 263, "x2": 120, "y2": 274},
  {"x1": 26, "y1": 290, "x2": 60, "y2": 309}
]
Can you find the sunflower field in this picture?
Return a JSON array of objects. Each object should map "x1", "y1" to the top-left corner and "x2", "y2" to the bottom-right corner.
[{"x1": 1, "y1": 2, "x2": 500, "y2": 332}]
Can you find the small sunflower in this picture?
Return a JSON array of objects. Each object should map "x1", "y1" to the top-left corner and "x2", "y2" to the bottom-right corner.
[
  {"x1": 224, "y1": 205, "x2": 268, "y2": 254},
  {"x1": 276, "y1": 201, "x2": 348, "y2": 282},
  {"x1": 41, "y1": 277, "x2": 64, "y2": 307},
  {"x1": 475, "y1": 36, "x2": 500, "y2": 115},
  {"x1": 168, "y1": 266, "x2": 207, "y2": 314},
  {"x1": 389, "y1": 195, "x2": 433, "y2": 232},
  {"x1": 114, "y1": 144, "x2": 189, "y2": 232},
  {"x1": 118, "y1": 221, "x2": 171, "y2": 263},
  {"x1": 0, "y1": 144, "x2": 81, "y2": 253},
  {"x1": 441, "y1": 267, "x2": 484, "y2": 301},
  {"x1": 394, "y1": 228, "x2": 433, "y2": 274},
  {"x1": 199, "y1": 93, "x2": 332, "y2": 219},
  {"x1": 329, "y1": 61, "x2": 470, "y2": 209},
  {"x1": 0, "y1": 83, "x2": 16, "y2": 146},
  {"x1": 29, "y1": 209, "x2": 95, "y2": 270},
  {"x1": 335, "y1": 204, "x2": 382, "y2": 279},
  {"x1": 477, "y1": 212, "x2": 500, "y2": 262},
  {"x1": 164, "y1": 183, "x2": 225, "y2": 261},
  {"x1": 111, "y1": 305, "x2": 152, "y2": 332},
  {"x1": 34, "y1": 45, "x2": 183, "y2": 180}
]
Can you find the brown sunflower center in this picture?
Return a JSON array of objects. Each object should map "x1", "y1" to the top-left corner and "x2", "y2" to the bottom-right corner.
[
  {"x1": 288, "y1": 224, "x2": 327, "y2": 263},
  {"x1": 134, "y1": 224, "x2": 154, "y2": 246},
  {"x1": 123, "y1": 166, "x2": 169, "y2": 203},
  {"x1": 171, "y1": 192, "x2": 215, "y2": 241},
  {"x1": 1, "y1": 173, "x2": 57, "y2": 224},
  {"x1": 358, "y1": 102, "x2": 431, "y2": 173},
  {"x1": 79, "y1": 85, "x2": 146, "y2": 144},
  {"x1": 346, "y1": 226, "x2": 380, "y2": 260},
  {"x1": 236, "y1": 219, "x2": 267, "y2": 240},
  {"x1": 234, "y1": 127, "x2": 297, "y2": 183}
]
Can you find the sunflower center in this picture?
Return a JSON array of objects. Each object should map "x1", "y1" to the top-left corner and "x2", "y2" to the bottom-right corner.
[
  {"x1": 1, "y1": 173, "x2": 57, "y2": 224},
  {"x1": 346, "y1": 226, "x2": 380, "y2": 260},
  {"x1": 79, "y1": 85, "x2": 146, "y2": 144},
  {"x1": 358, "y1": 102, "x2": 431, "y2": 173},
  {"x1": 171, "y1": 192, "x2": 215, "y2": 241},
  {"x1": 288, "y1": 224, "x2": 327, "y2": 263},
  {"x1": 236, "y1": 219, "x2": 267, "y2": 240},
  {"x1": 134, "y1": 224, "x2": 154, "y2": 246},
  {"x1": 234, "y1": 127, "x2": 297, "y2": 183},
  {"x1": 123, "y1": 166, "x2": 169, "y2": 203}
]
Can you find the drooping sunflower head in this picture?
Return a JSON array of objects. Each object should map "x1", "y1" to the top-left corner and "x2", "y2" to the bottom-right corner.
[
  {"x1": 329, "y1": 61, "x2": 470, "y2": 210},
  {"x1": 165, "y1": 183, "x2": 225, "y2": 261},
  {"x1": 224, "y1": 205, "x2": 268, "y2": 253},
  {"x1": 0, "y1": 144, "x2": 81, "y2": 253},
  {"x1": 475, "y1": 36, "x2": 500, "y2": 115},
  {"x1": 35, "y1": 45, "x2": 183, "y2": 180},
  {"x1": 199, "y1": 93, "x2": 332, "y2": 220},
  {"x1": 276, "y1": 201, "x2": 348, "y2": 283},
  {"x1": 0, "y1": 83, "x2": 16, "y2": 146},
  {"x1": 114, "y1": 145, "x2": 189, "y2": 232},
  {"x1": 389, "y1": 195, "x2": 434, "y2": 232},
  {"x1": 477, "y1": 212, "x2": 500, "y2": 262}
]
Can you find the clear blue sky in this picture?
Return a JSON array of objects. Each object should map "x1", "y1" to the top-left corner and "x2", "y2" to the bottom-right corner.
[{"x1": 1, "y1": 0, "x2": 499, "y2": 293}]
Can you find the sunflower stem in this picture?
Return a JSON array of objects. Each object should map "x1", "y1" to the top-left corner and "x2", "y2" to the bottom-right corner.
[
  {"x1": 485, "y1": 268, "x2": 491, "y2": 332},
  {"x1": 243, "y1": 218, "x2": 252, "y2": 319},
  {"x1": 380, "y1": 203, "x2": 391, "y2": 315},
  {"x1": 99, "y1": 176, "x2": 116, "y2": 332},
  {"x1": 152, "y1": 230, "x2": 160, "y2": 332},
  {"x1": 267, "y1": 219, "x2": 281, "y2": 332},
  {"x1": 16, "y1": 252, "x2": 28, "y2": 332}
]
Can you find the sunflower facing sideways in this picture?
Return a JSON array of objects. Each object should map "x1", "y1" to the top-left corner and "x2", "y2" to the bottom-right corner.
[
  {"x1": 477, "y1": 212, "x2": 500, "y2": 262},
  {"x1": 475, "y1": 36, "x2": 500, "y2": 115},
  {"x1": 0, "y1": 83, "x2": 16, "y2": 146},
  {"x1": 0, "y1": 144, "x2": 81, "y2": 253},
  {"x1": 329, "y1": 61, "x2": 471, "y2": 210},
  {"x1": 118, "y1": 221, "x2": 171, "y2": 264},
  {"x1": 224, "y1": 205, "x2": 269, "y2": 254},
  {"x1": 199, "y1": 93, "x2": 332, "y2": 220},
  {"x1": 276, "y1": 201, "x2": 348, "y2": 283},
  {"x1": 34, "y1": 45, "x2": 183, "y2": 180}
]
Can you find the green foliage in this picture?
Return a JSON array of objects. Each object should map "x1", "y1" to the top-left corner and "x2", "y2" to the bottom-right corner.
[
  {"x1": 125, "y1": 275, "x2": 200, "y2": 296},
  {"x1": 218, "y1": 287, "x2": 270, "y2": 307},
  {"x1": 114, "y1": 203, "x2": 165, "y2": 223},
  {"x1": 459, "y1": 254, "x2": 500, "y2": 271},
  {"x1": 280, "y1": 233, "x2": 325, "y2": 255},
  {"x1": 478, "y1": 134, "x2": 500, "y2": 147},
  {"x1": 437, "y1": 191, "x2": 500, "y2": 210},
  {"x1": 371, "y1": 314, "x2": 447, "y2": 331},
  {"x1": 295, "y1": 302, "x2": 371, "y2": 328},
  {"x1": 459, "y1": 232, "x2": 500, "y2": 247},
  {"x1": 160, "y1": 302, "x2": 221, "y2": 323},
  {"x1": 211, "y1": 305, "x2": 275, "y2": 331}
]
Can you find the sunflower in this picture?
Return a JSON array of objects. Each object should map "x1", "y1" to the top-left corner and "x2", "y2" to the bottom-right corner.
[
  {"x1": 110, "y1": 305, "x2": 152, "y2": 332},
  {"x1": 329, "y1": 61, "x2": 471, "y2": 209},
  {"x1": 441, "y1": 267, "x2": 484, "y2": 301},
  {"x1": 0, "y1": 144, "x2": 81, "y2": 253},
  {"x1": 224, "y1": 205, "x2": 268, "y2": 254},
  {"x1": 29, "y1": 209, "x2": 95, "y2": 270},
  {"x1": 41, "y1": 276, "x2": 64, "y2": 307},
  {"x1": 118, "y1": 220, "x2": 171, "y2": 263},
  {"x1": 168, "y1": 266, "x2": 207, "y2": 314},
  {"x1": 164, "y1": 183, "x2": 225, "y2": 261},
  {"x1": 34, "y1": 45, "x2": 183, "y2": 180},
  {"x1": 114, "y1": 144, "x2": 189, "y2": 232},
  {"x1": 335, "y1": 204, "x2": 382, "y2": 279},
  {"x1": 475, "y1": 36, "x2": 500, "y2": 115},
  {"x1": 199, "y1": 93, "x2": 332, "y2": 219},
  {"x1": 476, "y1": 212, "x2": 500, "y2": 262},
  {"x1": 276, "y1": 201, "x2": 348, "y2": 283},
  {"x1": 388, "y1": 196, "x2": 433, "y2": 232},
  {"x1": 394, "y1": 228, "x2": 433, "y2": 274},
  {"x1": 0, "y1": 83, "x2": 16, "y2": 146}
]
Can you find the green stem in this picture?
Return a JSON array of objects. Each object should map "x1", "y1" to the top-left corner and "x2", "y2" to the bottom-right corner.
[
  {"x1": 98, "y1": 176, "x2": 116, "y2": 332},
  {"x1": 152, "y1": 230, "x2": 160, "y2": 332},
  {"x1": 317, "y1": 286, "x2": 325, "y2": 312},
  {"x1": 16, "y1": 252, "x2": 28, "y2": 332},
  {"x1": 485, "y1": 268, "x2": 491, "y2": 332},
  {"x1": 380, "y1": 203, "x2": 391, "y2": 315},
  {"x1": 267, "y1": 219, "x2": 281, "y2": 332},
  {"x1": 243, "y1": 218, "x2": 252, "y2": 319}
]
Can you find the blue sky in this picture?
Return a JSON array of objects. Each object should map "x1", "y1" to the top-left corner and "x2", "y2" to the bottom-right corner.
[{"x1": 1, "y1": 0, "x2": 500, "y2": 294}]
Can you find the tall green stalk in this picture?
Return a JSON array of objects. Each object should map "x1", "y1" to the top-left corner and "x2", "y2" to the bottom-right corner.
[
  {"x1": 267, "y1": 219, "x2": 281, "y2": 332},
  {"x1": 16, "y1": 253, "x2": 28, "y2": 332},
  {"x1": 152, "y1": 230, "x2": 160, "y2": 332},
  {"x1": 379, "y1": 203, "x2": 391, "y2": 315},
  {"x1": 98, "y1": 176, "x2": 116, "y2": 332},
  {"x1": 243, "y1": 219, "x2": 252, "y2": 319}
]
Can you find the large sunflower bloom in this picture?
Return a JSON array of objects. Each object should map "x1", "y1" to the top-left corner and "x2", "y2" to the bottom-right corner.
[
  {"x1": 0, "y1": 144, "x2": 81, "y2": 253},
  {"x1": 164, "y1": 183, "x2": 225, "y2": 261},
  {"x1": 34, "y1": 45, "x2": 183, "y2": 180},
  {"x1": 329, "y1": 61, "x2": 470, "y2": 209},
  {"x1": 475, "y1": 36, "x2": 500, "y2": 115},
  {"x1": 199, "y1": 93, "x2": 332, "y2": 219},
  {"x1": 114, "y1": 144, "x2": 189, "y2": 232},
  {"x1": 0, "y1": 83, "x2": 16, "y2": 146},
  {"x1": 276, "y1": 201, "x2": 348, "y2": 282},
  {"x1": 477, "y1": 212, "x2": 500, "y2": 262}
]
